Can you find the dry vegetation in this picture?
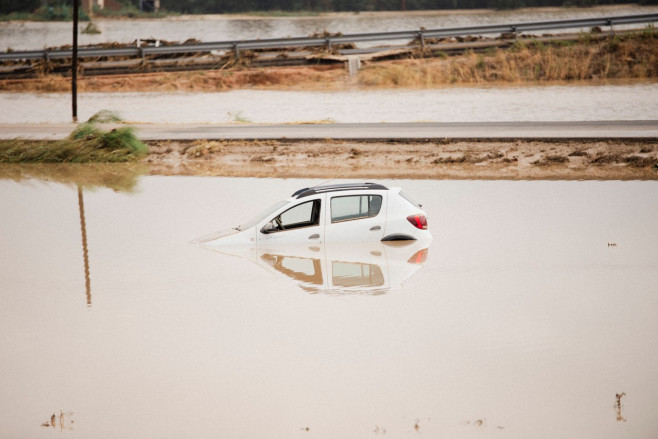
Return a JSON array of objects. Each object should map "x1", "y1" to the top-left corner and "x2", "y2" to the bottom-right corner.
[
  {"x1": 1, "y1": 30, "x2": 656, "y2": 93},
  {"x1": 360, "y1": 30, "x2": 658, "y2": 86}
]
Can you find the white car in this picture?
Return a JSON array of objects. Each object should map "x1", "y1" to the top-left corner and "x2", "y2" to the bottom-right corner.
[
  {"x1": 194, "y1": 182, "x2": 431, "y2": 247},
  {"x1": 201, "y1": 240, "x2": 429, "y2": 295}
]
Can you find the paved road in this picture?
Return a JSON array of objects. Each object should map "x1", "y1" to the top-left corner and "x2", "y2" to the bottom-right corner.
[{"x1": 1, "y1": 121, "x2": 657, "y2": 141}]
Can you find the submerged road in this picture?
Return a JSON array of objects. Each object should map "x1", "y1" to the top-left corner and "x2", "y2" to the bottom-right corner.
[{"x1": 1, "y1": 121, "x2": 658, "y2": 140}]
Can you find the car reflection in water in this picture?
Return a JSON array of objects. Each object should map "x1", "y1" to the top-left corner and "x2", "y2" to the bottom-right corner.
[{"x1": 202, "y1": 240, "x2": 429, "y2": 295}]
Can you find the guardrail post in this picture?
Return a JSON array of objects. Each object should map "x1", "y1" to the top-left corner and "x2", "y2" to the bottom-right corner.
[
  {"x1": 326, "y1": 38, "x2": 332, "y2": 52},
  {"x1": 418, "y1": 31, "x2": 425, "y2": 54},
  {"x1": 608, "y1": 19, "x2": 615, "y2": 37},
  {"x1": 511, "y1": 25, "x2": 518, "y2": 39},
  {"x1": 234, "y1": 43, "x2": 240, "y2": 59},
  {"x1": 42, "y1": 51, "x2": 52, "y2": 75},
  {"x1": 347, "y1": 55, "x2": 361, "y2": 77}
]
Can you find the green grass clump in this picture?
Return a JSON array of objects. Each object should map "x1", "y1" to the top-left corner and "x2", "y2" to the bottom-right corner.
[
  {"x1": 87, "y1": 109, "x2": 122, "y2": 123},
  {"x1": 81, "y1": 21, "x2": 101, "y2": 34},
  {"x1": 0, "y1": 112, "x2": 147, "y2": 163}
]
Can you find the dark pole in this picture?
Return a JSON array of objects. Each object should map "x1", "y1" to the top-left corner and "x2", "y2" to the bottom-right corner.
[{"x1": 72, "y1": 0, "x2": 79, "y2": 122}]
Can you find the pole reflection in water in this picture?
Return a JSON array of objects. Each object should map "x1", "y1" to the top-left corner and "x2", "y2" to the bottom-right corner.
[
  {"x1": 77, "y1": 185, "x2": 91, "y2": 307},
  {"x1": 200, "y1": 240, "x2": 430, "y2": 295},
  {"x1": 0, "y1": 163, "x2": 148, "y2": 308},
  {"x1": 0, "y1": 163, "x2": 149, "y2": 307}
]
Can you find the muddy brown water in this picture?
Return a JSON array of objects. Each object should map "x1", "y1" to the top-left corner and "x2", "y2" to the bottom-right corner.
[
  {"x1": 1, "y1": 5, "x2": 657, "y2": 51},
  {"x1": 2, "y1": 82, "x2": 658, "y2": 124},
  {"x1": 1, "y1": 169, "x2": 657, "y2": 438}
]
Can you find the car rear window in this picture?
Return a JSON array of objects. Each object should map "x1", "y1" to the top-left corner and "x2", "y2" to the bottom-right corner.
[{"x1": 399, "y1": 191, "x2": 420, "y2": 208}]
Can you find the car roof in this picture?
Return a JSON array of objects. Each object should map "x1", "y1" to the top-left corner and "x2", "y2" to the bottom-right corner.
[{"x1": 292, "y1": 182, "x2": 389, "y2": 199}]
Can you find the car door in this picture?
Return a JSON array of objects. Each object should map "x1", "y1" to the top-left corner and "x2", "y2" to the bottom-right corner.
[
  {"x1": 257, "y1": 195, "x2": 325, "y2": 245},
  {"x1": 324, "y1": 191, "x2": 387, "y2": 242}
]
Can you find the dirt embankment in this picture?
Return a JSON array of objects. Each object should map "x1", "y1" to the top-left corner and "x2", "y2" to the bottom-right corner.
[
  {"x1": 1, "y1": 31, "x2": 657, "y2": 93},
  {"x1": 2, "y1": 138, "x2": 656, "y2": 180},
  {"x1": 144, "y1": 138, "x2": 658, "y2": 180}
]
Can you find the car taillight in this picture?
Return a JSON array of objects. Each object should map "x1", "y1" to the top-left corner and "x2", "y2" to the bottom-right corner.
[
  {"x1": 408, "y1": 248, "x2": 428, "y2": 264},
  {"x1": 407, "y1": 214, "x2": 428, "y2": 230}
]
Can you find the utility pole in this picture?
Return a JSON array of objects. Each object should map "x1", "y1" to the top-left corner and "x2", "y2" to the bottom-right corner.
[{"x1": 72, "y1": 0, "x2": 79, "y2": 122}]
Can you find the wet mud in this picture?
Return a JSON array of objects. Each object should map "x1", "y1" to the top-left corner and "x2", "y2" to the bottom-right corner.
[{"x1": 145, "y1": 138, "x2": 658, "y2": 180}]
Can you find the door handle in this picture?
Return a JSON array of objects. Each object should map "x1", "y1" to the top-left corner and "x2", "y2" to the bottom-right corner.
[
  {"x1": 369, "y1": 226, "x2": 381, "y2": 231},
  {"x1": 308, "y1": 234, "x2": 320, "y2": 240}
]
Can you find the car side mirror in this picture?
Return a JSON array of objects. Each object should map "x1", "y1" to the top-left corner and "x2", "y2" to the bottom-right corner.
[{"x1": 261, "y1": 221, "x2": 277, "y2": 234}]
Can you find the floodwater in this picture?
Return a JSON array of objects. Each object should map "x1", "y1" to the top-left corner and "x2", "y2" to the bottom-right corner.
[
  {"x1": 1, "y1": 168, "x2": 657, "y2": 438},
  {"x1": 1, "y1": 82, "x2": 658, "y2": 124},
  {"x1": 1, "y1": 5, "x2": 657, "y2": 51}
]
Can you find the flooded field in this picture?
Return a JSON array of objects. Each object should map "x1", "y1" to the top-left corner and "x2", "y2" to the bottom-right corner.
[
  {"x1": 2, "y1": 82, "x2": 658, "y2": 124},
  {"x1": 1, "y1": 169, "x2": 657, "y2": 438},
  {"x1": 1, "y1": 5, "x2": 657, "y2": 51}
]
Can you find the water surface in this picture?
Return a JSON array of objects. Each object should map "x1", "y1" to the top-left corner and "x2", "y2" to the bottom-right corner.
[
  {"x1": 1, "y1": 5, "x2": 657, "y2": 51},
  {"x1": 1, "y1": 82, "x2": 657, "y2": 124},
  {"x1": 1, "y1": 170, "x2": 657, "y2": 438}
]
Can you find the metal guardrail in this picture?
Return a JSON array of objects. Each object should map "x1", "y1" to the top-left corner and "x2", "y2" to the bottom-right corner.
[{"x1": 1, "y1": 13, "x2": 656, "y2": 62}]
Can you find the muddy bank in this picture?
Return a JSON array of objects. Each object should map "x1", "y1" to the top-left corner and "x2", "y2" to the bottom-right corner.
[
  {"x1": 0, "y1": 65, "x2": 349, "y2": 93},
  {"x1": 2, "y1": 31, "x2": 656, "y2": 93},
  {"x1": 144, "y1": 139, "x2": 658, "y2": 180}
]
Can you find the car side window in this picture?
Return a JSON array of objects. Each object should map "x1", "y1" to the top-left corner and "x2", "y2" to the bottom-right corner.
[
  {"x1": 264, "y1": 199, "x2": 321, "y2": 233},
  {"x1": 330, "y1": 195, "x2": 382, "y2": 223},
  {"x1": 261, "y1": 255, "x2": 323, "y2": 285},
  {"x1": 332, "y1": 261, "x2": 384, "y2": 287}
]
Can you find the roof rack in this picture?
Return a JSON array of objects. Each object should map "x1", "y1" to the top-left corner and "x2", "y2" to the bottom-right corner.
[{"x1": 293, "y1": 182, "x2": 389, "y2": 199}]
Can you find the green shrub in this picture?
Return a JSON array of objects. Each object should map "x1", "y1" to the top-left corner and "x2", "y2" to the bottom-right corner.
[{"x1": 0, "y1": 111, "x2": 147, "y2": 163}]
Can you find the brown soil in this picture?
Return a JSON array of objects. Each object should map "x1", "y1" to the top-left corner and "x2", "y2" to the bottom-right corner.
[
  {"x1": 144, "y1": 139, "x2": 658, "y2": 180},
  {"x1": 0, "y1": 65, "x2": 349, "y2": 93}
]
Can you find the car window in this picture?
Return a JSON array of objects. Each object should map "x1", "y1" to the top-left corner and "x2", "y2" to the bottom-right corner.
[
  {"x1": 332, "y1": 261, "x2": 384, "y2": 287},
  {"x1": 268, "y1": 199, "x2": 321, "y2": 232},
  {"x1": 261, "y1": 255, "x2": 323, "y2": 285},
  {"x1": 399, "y1": 191, "x2": 420, "y2": 208},
  {"x1": 330, "y1": 195, "x2": 382, "y2": 223}
]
